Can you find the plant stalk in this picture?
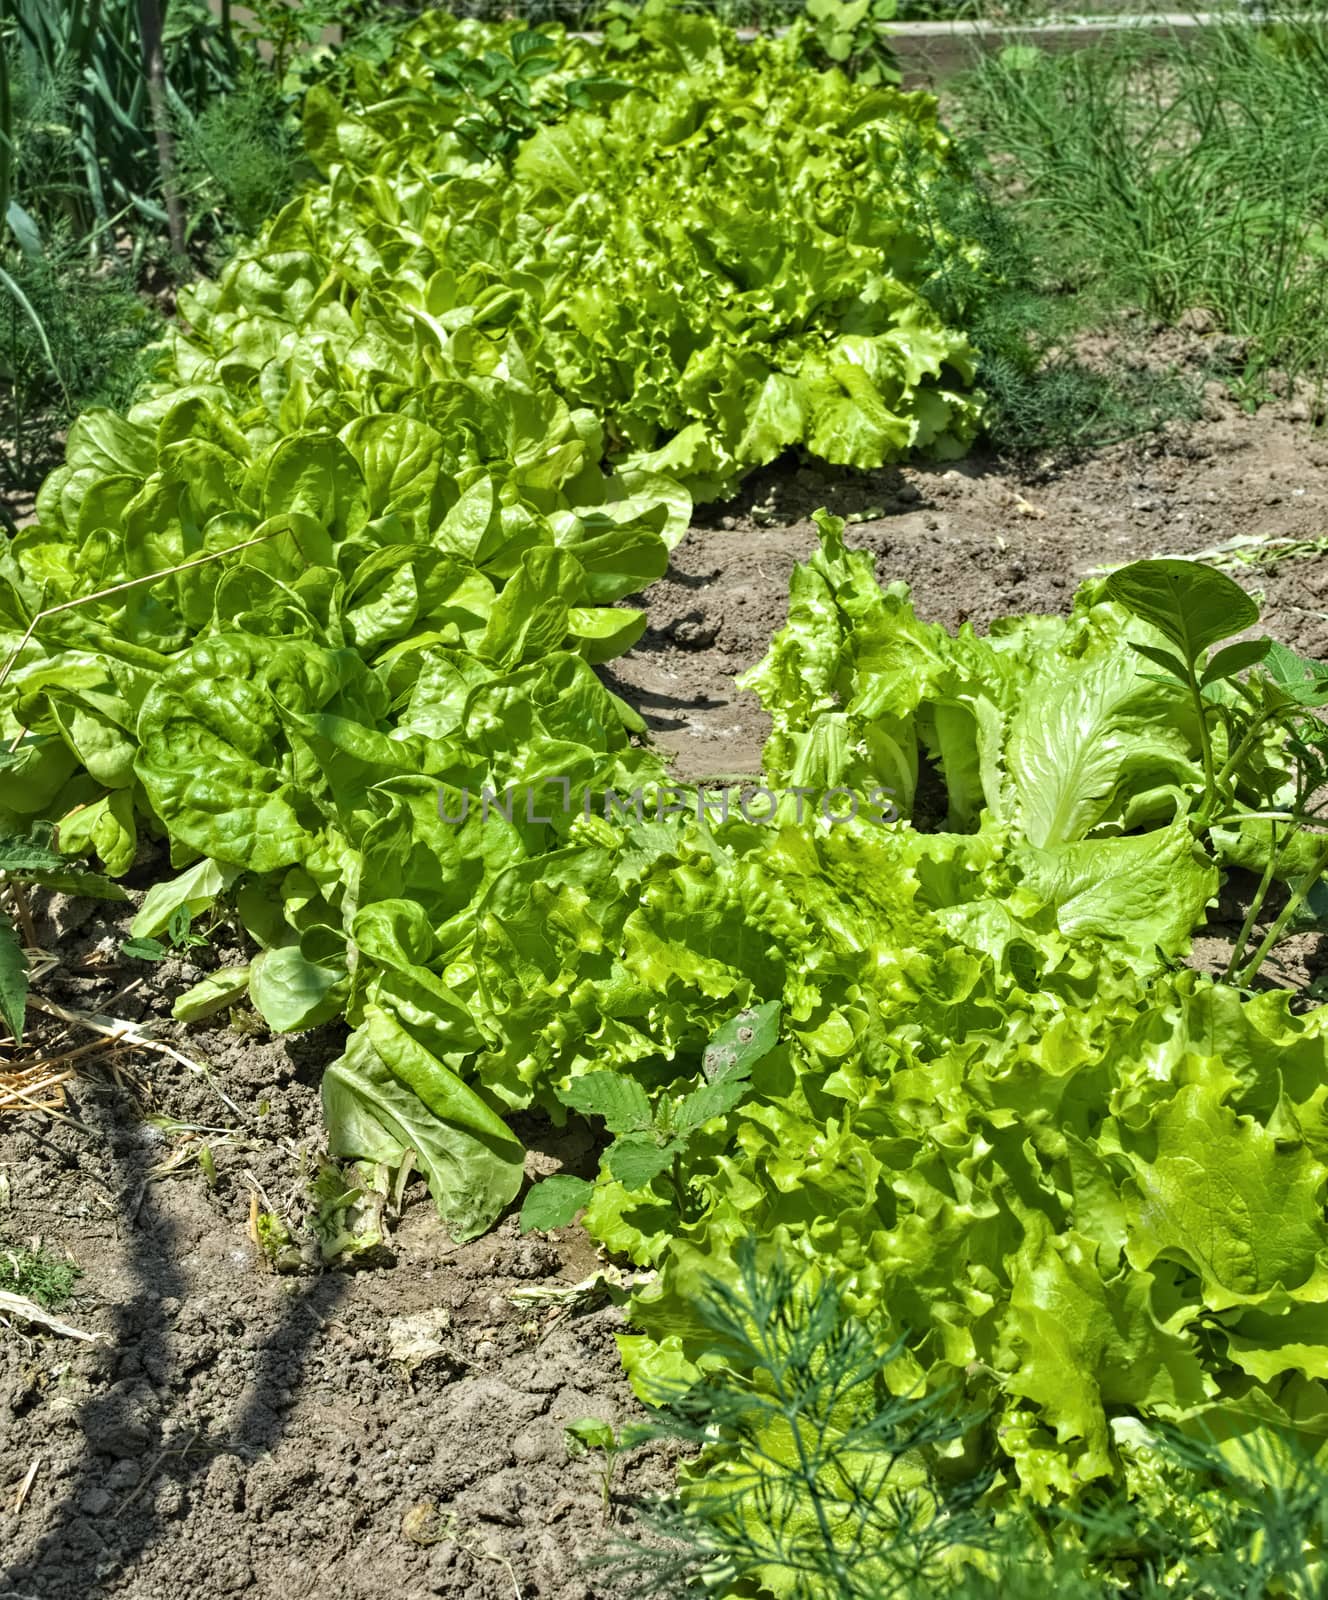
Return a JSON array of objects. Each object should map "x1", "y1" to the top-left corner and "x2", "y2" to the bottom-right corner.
[
  {"x1": 137, "y1": 0, "x2": 187, "y2": 258},
  {"x1": 1235, "y1": 833, "x2": 1328, "y2": 987},
  {"x1": 1225, "y1": 819, "x2": 1278, "y2": 982},
  {"x1": 1190, "y1": 659, "x2": 1220, "y2": 830}
]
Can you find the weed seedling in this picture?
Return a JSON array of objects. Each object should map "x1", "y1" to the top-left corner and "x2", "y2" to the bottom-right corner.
[
  {"x1": 0, "y1": 828, "x2": 127, "y2": 1042},
  {"x1": 565, "y1": 1416, "x2": 646, "y2": 1518},
  {"x1": 0, "y1": 1241, "x2": 81, "y2": 1308},
  {"x1": 522, "y1": 1001, "x2": 781, "y2": 1229}
]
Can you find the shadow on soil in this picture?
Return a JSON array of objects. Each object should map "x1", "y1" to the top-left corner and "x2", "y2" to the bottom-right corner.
[{"x1": 2, "y1": 1088, "x2": 345, "y2": 1597}]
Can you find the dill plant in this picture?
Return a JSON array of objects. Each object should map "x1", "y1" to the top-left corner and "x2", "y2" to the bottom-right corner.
[{"x1": 597, "y1": 1244, "x2": 1328, "y2": 1599}]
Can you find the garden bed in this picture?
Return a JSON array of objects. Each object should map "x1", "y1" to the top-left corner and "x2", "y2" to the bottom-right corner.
[{"x1": 4, "y1": 373, "x2": 1328, "y2": 1599}]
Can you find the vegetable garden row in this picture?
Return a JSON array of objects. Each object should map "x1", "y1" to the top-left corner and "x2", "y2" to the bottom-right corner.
[{"x1": 6, "y1": 6, "x2": 1328, "y2": 1595}]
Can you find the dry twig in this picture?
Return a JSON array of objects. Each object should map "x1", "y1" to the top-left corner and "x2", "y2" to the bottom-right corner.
[
  {"x1": 13, "y1": 1457, "x2": 40, "y2": 1511},
  {"x1": 24, "y1": 995, "x2": 242, "y2": 1118},
  {"x1": 0, "y1": 1062, "x2": 73, "y2": 1117},
  {"x1": 114, "y1": 1428, "x2": 204, "y2": 1514},
  {"x1": 0, "y1": 1288, "x2": 102, "y2": 1343}
]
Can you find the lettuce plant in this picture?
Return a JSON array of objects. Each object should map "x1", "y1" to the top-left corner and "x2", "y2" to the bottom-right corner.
[
  {"x1": 598, "y1": 1243, "x2": 1328, "y2": 1599},
  {"x1": 303, "y1": 7, "x2": 985, "y2": 499}
]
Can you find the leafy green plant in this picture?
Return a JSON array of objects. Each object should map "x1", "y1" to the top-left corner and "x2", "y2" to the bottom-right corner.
[
  {"x1": 230, "y1": 0, "x2": 349, "y2": 85},
  {"x1": 791, "y1": 0, "x2": 901, "y2": 86},
  {"x1": 597, "y1": 1243, "x2": 1328, "y2": 1598},
  {"x1": 523, "y1": 1002, "x2": 779, "y2": 1228},
  {"x1": 176, "y1": 67, "x2": 305, "y2": 245},
  {"x1": 0, "y1": 1240, "x2": 81, "y2": 1307},
  {"x1": 597, "y1": 1239, "x2": 988, "y2": 1598},
  {"x1": 14, "y1": 12, "x2": 1328, "y2": 1581},
  {"x1": 555, "y1": 1000, "x2": 779, "y2": 1213},
  {"x1": 564, "y1": 1416, "x2": 644, "y2": 1516},
  {"x1": 304, "y1": 4, "x2": 986, "y2": 499},
  {"x1": 422, "y1": 26, "x2": 638, "y2": 167},
  {"x1": 1102, "y1": 556, "x2": 1328, "y2": 984},
  {"x1": 308, "y1": 1157, "x2": 393, "y2": 1264}
]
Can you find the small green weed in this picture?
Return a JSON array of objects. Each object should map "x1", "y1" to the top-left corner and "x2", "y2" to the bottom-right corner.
[
  {"x1": 565, "y1": 1417, "x2": 643, "y2": 1516},
  {"x1": 0, "y1": 1241, "x2": 81, "y2": 1308},
  {"x1": 0, "y1": 827, "x2": 127, "y2": 1044},
  {"x1": 522, "y1": 1000, "x2": 780, "y2": 1229}
]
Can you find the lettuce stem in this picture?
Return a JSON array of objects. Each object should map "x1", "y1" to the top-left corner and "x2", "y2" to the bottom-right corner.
[{"x1": 1189, "y1": 660, "x2": 1219, "y2": 828}]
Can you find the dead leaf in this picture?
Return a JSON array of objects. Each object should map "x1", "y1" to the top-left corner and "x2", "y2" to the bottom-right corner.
[{"x1": 387, "y1": 1307, "x2": 454, "y2": 1374}]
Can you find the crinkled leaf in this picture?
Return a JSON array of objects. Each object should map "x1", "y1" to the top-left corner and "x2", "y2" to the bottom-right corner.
[
  {"x1": 520, "y1": 1175, "x2": 594, "y2": 1232},
  {"x1": 558, "y1": 1070, "x2": 652, "y2": 1134}
]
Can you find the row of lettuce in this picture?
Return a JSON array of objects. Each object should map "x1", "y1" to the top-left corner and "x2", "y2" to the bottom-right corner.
[{"x1": 5, "y1": 8, "x2": 1328, "y2": 1592}]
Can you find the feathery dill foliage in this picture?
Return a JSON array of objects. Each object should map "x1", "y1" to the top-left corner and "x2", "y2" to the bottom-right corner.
[
  {"x1": 597, "y1": 1245, "x2": 1328, "y2": 1599},
  {"x1": 0, "y1": 1240, "x2": 81, "y2": 1308},
  {"x1": 177, "y1": 70, "x2": 307, "y2": 248},
  {"x1": 596, "y1": 1240, "x2": 994, "y2": 1598},
  {"x1": 0, "y1": 241, "x2": 159, "y2": 488}
]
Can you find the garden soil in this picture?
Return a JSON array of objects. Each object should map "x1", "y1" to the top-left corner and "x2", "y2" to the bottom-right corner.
[{"x1": 4, "y1": 380, "x2": 1328, "y2": 1600}]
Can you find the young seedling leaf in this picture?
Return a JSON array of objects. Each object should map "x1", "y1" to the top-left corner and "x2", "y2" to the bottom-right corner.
[
  {"x1": 564, "y1": 1417, "x2": 616, "y2": 1456},
  {"x1": 0, "y1": 916, "x2": 28, "y2": 1044},
  {"x1": 558, "y1": 1071, "x2": 652, "y2": 1134},
  {"x1": 520, "y1": 1175, "x2": 594, "y2": 1233},
  {"x1": 121, "y1": 936, "x2": 167, "y2": 962},
  {"x1": 1106, "y1": 559, "x2": 1258, "y2": 666}
]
